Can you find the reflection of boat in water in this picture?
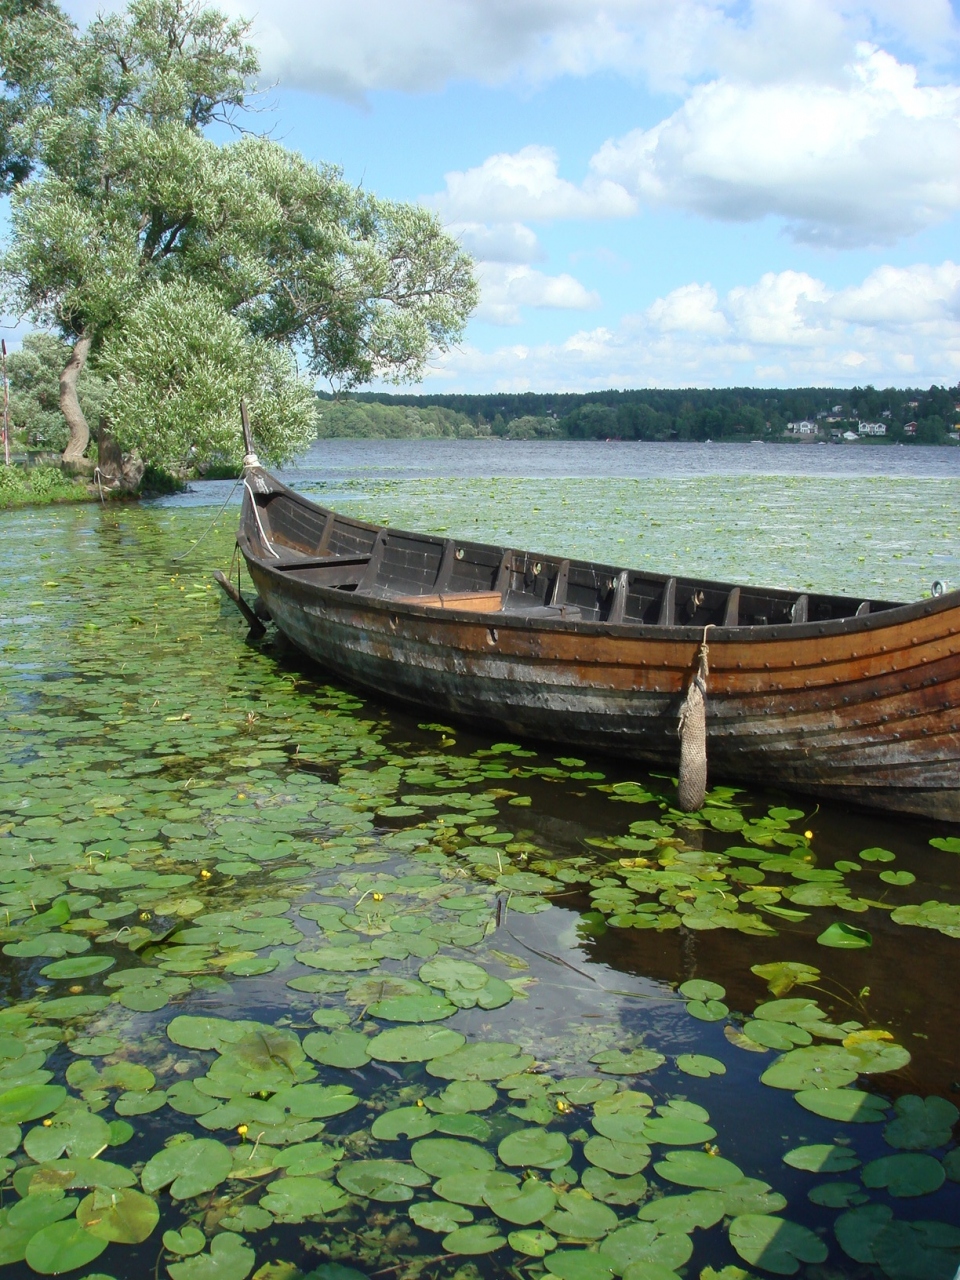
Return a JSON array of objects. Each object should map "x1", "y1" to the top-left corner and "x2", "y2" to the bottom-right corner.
[{"x1": 230, "y1": 426, "x2": 960, "y2": 822}]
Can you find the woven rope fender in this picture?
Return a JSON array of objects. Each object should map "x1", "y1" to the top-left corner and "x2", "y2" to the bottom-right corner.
[{"x1": 677, "y1": 628, "x2": 712, "y2": 812}]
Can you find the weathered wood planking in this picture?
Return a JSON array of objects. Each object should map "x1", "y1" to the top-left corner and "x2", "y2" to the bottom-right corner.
[{"x1": 236, "y1": 466, "x2": 960, "y2": 820}]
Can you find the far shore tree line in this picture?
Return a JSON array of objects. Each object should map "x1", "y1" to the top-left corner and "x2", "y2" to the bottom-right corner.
[
  {"x1": 337, "y1": 386, "x2": 960, "y2": 445},
  {"x1": 0, "y1": 0, "x2": 476, "y2": 485},
  {"x1": 9, "y1": 353, "x2": 959, "y2": 462}
]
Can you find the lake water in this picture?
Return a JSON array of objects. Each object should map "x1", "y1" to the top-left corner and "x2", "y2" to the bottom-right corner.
[{"x1": 1, "y1": 443, "x2": 959, "y2": 1280}]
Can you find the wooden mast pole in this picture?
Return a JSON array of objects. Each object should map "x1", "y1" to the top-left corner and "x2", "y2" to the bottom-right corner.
[{"x1": 1, "y1": 340, "x2": 10, "y2": 466}]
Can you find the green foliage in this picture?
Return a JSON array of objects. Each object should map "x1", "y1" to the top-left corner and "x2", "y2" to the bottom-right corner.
[
  {"x1": 0, "y1": 0, "x2": 74, "y2": 193},
  {"x1": 1, "y1": 0, "x2": 477, "y2": 467},
  {"x1": 0, "y1": 460, "x2": 87, "y2": 507},
  {"x1": 316, "y1": 399, "x2": 481, "y2": 440},
  {"x1": 350, "y1": 381, "x2": 960, "y2": 442},
  {"x1": 97, "y1": 279, "x2": 319, "y2": 470},
  {"x1": 4, "y1": 333, "x2": 107, "y2": 450},
  {"x1": 492, "y1": 413, "x2": 561, "y2": 440}
]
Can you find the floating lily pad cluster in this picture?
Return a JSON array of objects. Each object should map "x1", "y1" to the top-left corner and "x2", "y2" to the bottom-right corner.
[{"x1": 1, "y1": 502, "x2": 959, "y2": 1280}]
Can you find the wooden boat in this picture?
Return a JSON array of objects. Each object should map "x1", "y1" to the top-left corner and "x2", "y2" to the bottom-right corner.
[{"x1": 232, "y1": 443, "x2": 960, "y2": 822}]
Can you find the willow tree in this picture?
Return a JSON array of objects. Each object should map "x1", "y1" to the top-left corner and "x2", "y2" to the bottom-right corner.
[{"x1": 0, "y1": 0, "x2": 477, "y2": 473}]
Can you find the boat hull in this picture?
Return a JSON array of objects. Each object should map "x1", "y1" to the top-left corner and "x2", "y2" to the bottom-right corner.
[
  {"x1": 237, "y1": 468, "x2": 960, "y2": 822},
  {"x1": 246, "y1": 561, "x2": 960, "y2": 822}
]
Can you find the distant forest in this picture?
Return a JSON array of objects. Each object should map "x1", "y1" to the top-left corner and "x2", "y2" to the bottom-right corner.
[{"x1": 316, "y1": 384, "x2": 960, "y2": 444}]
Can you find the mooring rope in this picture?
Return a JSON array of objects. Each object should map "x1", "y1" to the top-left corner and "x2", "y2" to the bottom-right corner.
[
  {"x1": 243, "y1": 477, "x2": 280, "y2": 559},
  {"x1": 171, "y1": 474, "x2": 242, "y2": 563},
  {"x1": 677, "y1": 624, "x2": 714, "y2": 812}
]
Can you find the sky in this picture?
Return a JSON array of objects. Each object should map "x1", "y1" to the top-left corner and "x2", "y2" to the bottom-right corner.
[{"x1": 9, "y1": 0, "x2": 960, "y2": 393}]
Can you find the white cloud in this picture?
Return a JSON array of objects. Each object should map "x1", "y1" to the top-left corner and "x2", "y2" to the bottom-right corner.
[
  {"x1": 645, "y1": 283, "x2": 729, "y2": 336},
  {"x1": 420, "y1": 260, "x2": 960, "y2": 389},
  {"x1": 826, "y1": 260, "x2": 960, "y2": 325},
  {"x1": 727, "y1": 271, "x2": 831, "y2": 345},
  {"x1": 193, "y1": 0, "x2": 958, "y2": 100},
  {"x1": 430, "y1": 146, "x2": 636, "y2": 223},
  {"x1": 59, "y1": 0, "x2": 960, "y2": 98},
  {"x1": 449, "y1": 221, "x2": 545, "y2": 264},
  {"x1": 590, "y1": 45, "x2": 960, "y2": 244},
  {"x1": 476, "y1": 263, "x2": 601, "y2": 326}
]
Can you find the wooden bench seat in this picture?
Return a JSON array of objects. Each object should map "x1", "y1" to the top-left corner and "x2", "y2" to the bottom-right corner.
[{"x1": 391, "y1": 591, "x2": 503, "y2": 613}]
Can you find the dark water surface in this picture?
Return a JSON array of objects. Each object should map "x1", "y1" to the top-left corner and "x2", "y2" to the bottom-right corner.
[{"x1": 1, "y1": 451, "x2": 960, "y2": 1280}]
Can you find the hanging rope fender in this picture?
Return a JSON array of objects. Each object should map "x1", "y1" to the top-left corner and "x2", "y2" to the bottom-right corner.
[{"x1": 677, "y1": 625, "x2": 713, "y2": 812}]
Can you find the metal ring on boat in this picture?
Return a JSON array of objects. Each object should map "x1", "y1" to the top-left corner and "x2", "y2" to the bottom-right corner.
[{"x1": 932, "y1": 580, "x2": 946, "y2": 597}]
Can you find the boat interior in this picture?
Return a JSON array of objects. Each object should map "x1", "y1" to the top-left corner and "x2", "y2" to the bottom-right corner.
[{"x1": 246, "y1": 485, "x2": 902, "y2": 629}]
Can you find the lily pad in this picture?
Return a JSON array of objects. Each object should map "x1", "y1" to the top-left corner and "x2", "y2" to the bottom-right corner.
[
  {"x1": 442, "y1": 1223, "x2": 505, "y2": 1254},
  {"x1": 783, "y1": 1144, "x2": 861, "y2": 1173},
  {"x1": 808, "y1": 1181, "x2": 868, "y2": 1208},
  {"x1": 638, "y1": 1190, "x2": 725, "y2": 1231},
  {"x1": 302, "y1": 1029, "x2": 371, "y2": 1069},
  {"x1": 862, "y1": 1153, "x2": 945, "y2": 1197},
  {"x1": 258, "y1": 1175, "x2": 348, "y2": 1220},
  {"x1": 883, "y1": 1095, "x2": 959, "y2": 1150},
  {"x1": 654, "y1": 1150, "x2": 745, "y2": 1188},
  {"x1": 590, "y1": 1048, "x2": 665, "y2": 1075},
  {"x1": 367, "y1": 995, "x2": 457, "y2": 1022},
  {"x1": 601, "y1": 1221, "x2": 693, "y2": 1273},
  {"x1": 728, "y1": 1214, "x2": 828, "y2": 1275},
  {"x1": 410, "y1": 1137, "x2": 495, "y2": 1178},
  {"x1": 760, "y1": 1046, "x2": 859, "y2": 1091},
  {"x1": 721, "y1": 1178, "x2": 787, "y2": 1217},
  {"x1": 426, "y1": 1081, "x2": 498, "y2": 1114},
  {"x1": 484, "y1": 1178, "x2": 558, "y2": 1224},
  {"x1": 368, "y1": 1026, "x2": 465, "y2": 1063},
  {"x1": 872, "y1": 1219, "x2": 960, "y2": 1280},
  {"x1": 678, "y1": 980, "x2": 726, "y2": 1001},
  {"x1": 76, "y1": 1187, "x2": 159, "y2": 1243},
  {"x1": 336, "y1": 1159, "x2": 430, "y2": 1202},
  {"x1": 24, "y1": 1112, "x2": 113, "y2": 1163},
  {"x1": 433, "y1": 1169, "x2": 517, "y2": 1206},
  {"x1": 509, "y1": 1228, "x2": 557, "y2": 1257},
  {"x1": 581, "y1": 1168, "x2": 648, "y2": 1206},
  {"x1": 409, "y1": 1201, "x2": 473, "y2": 1233},
  {"x1": 676, "y1": 1054, "x2": 726, "y2": 1078},
  {"x1": 545, "y1": 1250, "x2": 615, "y2": 1280},
  {"x1": 685, "y1": 999, "x2": 729, "y2": 1022},
  {"x1": 835, "y1": 1204, "x2": 894, "y2": 1263},
  {"x1": 642, "y1": 1115, "x2": 716, "y2": 1146},
  {"x1": 39, "y1": 956, "x2": 115, "y2": 980},
  {"x1": 140, "y1": 1138, "x2": 233, "y2": 1199},
  {"x1": 794, "y1": 1088, "x2": 889, "y2": 1123},
  {"x1": 817, "y1": 922, "x2": 872, "y2": 949},
  {"x1": 498, "y1": 1128, "x2": 573, "y2": 1170},
  {"x1": 583, "y1": 1136, "x2": 650, "y2": 1176},
  {"x1": 750, "y1": 962, "x2": 820, "y2": 997},
  {"x1": 0, "y1": 1085, "x2": 67, "y2": 1123},
  {"x1": 426, "y1": 1041, "x2": 534, "y2": 1081},
  {"x1": 163, "y1": 1226, "x2": 207, "y2": 1256},
  {"x1": 167, "y1": 1232, "x2": 255, "y2": 1280},
  {"x1": 544, "y1": 1191, "x2": 619, "y2": 1241},
  {"x1": 23, "y1": 1221, "x2": 108, "y2": 1275},
  {"x1": 371, "y1": 1106, "x2": 436, "y2": 1141},
  {"x1": 879, "y1": 870, "x2": 916, "y2": 886}
]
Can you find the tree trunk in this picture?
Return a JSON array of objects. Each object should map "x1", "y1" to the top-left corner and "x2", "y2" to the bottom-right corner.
[{"x1": 60, "y1": 331, "x2": 93, "y2": 471}]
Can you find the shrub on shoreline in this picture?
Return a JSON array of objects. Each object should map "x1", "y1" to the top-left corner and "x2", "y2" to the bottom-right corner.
[{"x1": 0, "y1": 463, "x2": 92, "y2": 508}]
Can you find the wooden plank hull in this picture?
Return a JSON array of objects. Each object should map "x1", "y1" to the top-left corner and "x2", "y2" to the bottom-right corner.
[{"x1": 238, "y1": 468, "x2": 960, "y2": 821}]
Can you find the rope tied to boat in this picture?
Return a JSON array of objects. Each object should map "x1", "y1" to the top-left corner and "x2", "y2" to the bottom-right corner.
[{"x1": 677, "y1": 625, "x2": 713, "y2": 812}]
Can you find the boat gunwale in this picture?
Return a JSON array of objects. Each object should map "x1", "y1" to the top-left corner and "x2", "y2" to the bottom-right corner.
[{"x1": 239, "y1": 467, "x2": 960, "y2": 646}]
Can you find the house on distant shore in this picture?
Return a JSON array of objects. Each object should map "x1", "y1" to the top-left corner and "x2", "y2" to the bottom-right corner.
[
  {"x1": 904, "y1": 421, "x2": 918, "y2": 436},
  {"x1": 786, "y1": 420, "x2": 818, "y2": 435},
  {"x1": 858, "y1": 421, "x2": 886, "y2": 436}
]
